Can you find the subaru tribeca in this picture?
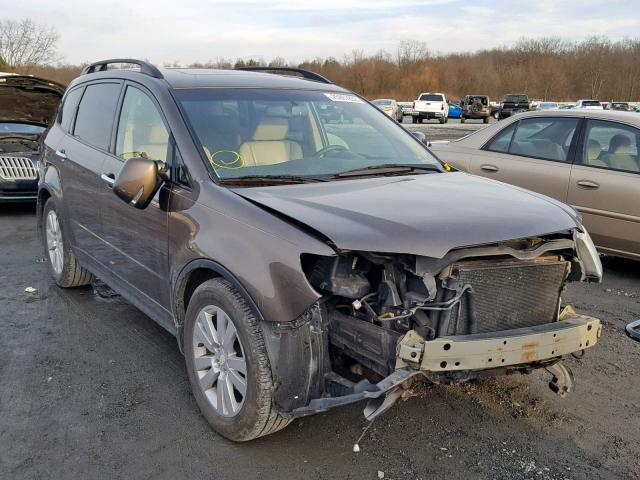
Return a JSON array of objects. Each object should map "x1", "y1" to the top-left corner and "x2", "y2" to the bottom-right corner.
[{"x1": 39, "y1": 59, "x2": 602, "y2": 441}]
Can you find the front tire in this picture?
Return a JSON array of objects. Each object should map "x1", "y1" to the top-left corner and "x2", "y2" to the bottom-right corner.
[
  {"x1": 42, "y1": 198, "x2": 94, "y2": 288},
  {"x1": 184, "y1": 278, "x2": 290, "y2": 441}
]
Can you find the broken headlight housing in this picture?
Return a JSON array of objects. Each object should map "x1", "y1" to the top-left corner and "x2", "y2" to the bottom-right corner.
[{"x1": 574, "y1": 229, "x2": 602, "y2": 282}]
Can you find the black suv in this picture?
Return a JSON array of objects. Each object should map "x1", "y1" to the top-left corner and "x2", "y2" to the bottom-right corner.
[{"x1": 38, "y1": 59, "x2": 602, "y2": 441}]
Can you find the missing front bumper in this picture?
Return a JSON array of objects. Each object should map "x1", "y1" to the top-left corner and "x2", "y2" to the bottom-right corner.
[{"x1": 397, "y1": 313, "x2": 601, "y2": 372}]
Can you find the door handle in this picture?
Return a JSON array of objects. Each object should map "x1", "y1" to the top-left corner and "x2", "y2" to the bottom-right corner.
[
  {"x1": 480, "y1": 164, "x2": 499, "y2": 172},
  {"x1": 576, "y1": 179, "x2": 599, "y2": 190},
  {"x1": 55, "y1": 149, "x2": 67, "y2": 160},
  {"x1": 101, "y1": 173, "x2": 116, "y2": 187}
]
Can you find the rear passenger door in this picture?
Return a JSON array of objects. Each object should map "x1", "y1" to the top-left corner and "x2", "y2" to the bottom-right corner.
[
  {"x1": 98, "y1": 83, "x2": 172, "y2": 316},
  {"x1": 58, "y1": 81, "x2": 122, "y2": 259},
  {"x1": 567, "y1": 119, "x2": 640, "y2": 257},
  {"x1": 469, "y1": 116, "x2": 580, "y2": 201}
]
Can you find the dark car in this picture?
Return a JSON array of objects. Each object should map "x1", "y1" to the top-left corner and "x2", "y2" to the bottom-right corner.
[
  {"x1": 39, "y1": 59, "x2": 602, "y2": 441},
  {"x1": 0, "y1": 74, "x2": 64, "y2": 201},
  {"x1": 498, "y1": 93, "x2": 531, "y2": 119},
  {"x1": 610, "y1": 102, "x2": 631, "y2": 112}
]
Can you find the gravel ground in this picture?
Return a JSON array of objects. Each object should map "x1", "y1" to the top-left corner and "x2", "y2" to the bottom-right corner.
[{"x1": 1, "y1": 125, "x2": 639, "y2": 479}]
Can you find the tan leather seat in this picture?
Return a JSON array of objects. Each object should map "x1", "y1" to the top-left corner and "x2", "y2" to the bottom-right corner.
[
  {"x1": 239, "y1": 117, "x2": 302, "y2": 167},
  {"x1": 138, "y1": 125, "x2": 169, "y2": 161},
  {"x1": 586, "y1": 139, "x2": 607, "y2": 167},
  {"x1": 607, "y1": 152, "x2": 639, "y2": 172}
]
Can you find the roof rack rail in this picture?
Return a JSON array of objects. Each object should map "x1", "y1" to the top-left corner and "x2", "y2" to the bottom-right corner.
[
  {"x1": 235, "y1": 66, "x2": 331, "y2": 84},
  {"x1": 81, "y1": 59, "x2": 163, "y2": 79}
]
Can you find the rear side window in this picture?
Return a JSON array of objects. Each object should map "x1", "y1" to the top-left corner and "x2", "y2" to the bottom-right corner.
[
  {"x1": 508, "y1": 118, "x2": 579, "y2": 162},
  {"x1": 419, "y1": 94, "x2": 444, "y2": 102},
  {"x1": 485, "y1": 122, "x2": 517, "y2": 153},
  {"x1": 73, "y1": 83, "x2": 121, "y2": 150},
  {"x1": 59, "y1": 87, "x2": 83, "y2": 132},
  {"x1": 582, "y1": 120, "x2": 639, "y2": 172}
]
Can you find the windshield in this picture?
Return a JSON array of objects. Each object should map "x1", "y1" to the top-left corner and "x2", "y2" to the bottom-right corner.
[
  {"x1": 581, "y1": 100, "x2": 601, "y2": 107},
  {"x1": 419, "y1": 94, "x2": 444, "y2": 102},
  {"x1": 0, "y1": 122, "x2": 45, "y2": 135},
  {"x1": 176, "y1": 88, "x2": 441, "y2": 181},
  {"x1": 372, "y1": 99, "x2": 392, "y2": 106}
]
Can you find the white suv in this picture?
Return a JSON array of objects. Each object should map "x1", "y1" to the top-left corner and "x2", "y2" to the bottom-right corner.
[{"x1": 412, "y1": 92, "x2": 448, "y2": 124}]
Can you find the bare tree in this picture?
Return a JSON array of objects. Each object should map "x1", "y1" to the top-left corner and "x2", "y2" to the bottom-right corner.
[{"x1": 0, "y1": 19, "x2": 60, "y2": 67}]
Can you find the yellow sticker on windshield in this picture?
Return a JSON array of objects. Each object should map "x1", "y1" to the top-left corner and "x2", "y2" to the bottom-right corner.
[{"x1": 209, "y1": 150, "x2": 244, "y2": 169}]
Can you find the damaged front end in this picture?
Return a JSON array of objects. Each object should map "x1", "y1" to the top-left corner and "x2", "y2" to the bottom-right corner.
[{"x1": 278, "y1": 229, "x2": 602, "y2": 420}]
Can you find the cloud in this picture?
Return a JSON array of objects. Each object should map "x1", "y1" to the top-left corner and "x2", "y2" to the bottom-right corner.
[{"x1": 0, "y1": 0, "x2": 637, "y2": 64}]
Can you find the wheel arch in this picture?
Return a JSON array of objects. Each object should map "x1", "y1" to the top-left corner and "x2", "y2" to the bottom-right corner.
[{"x1": 173, "y1": 258, "x2": 265, "y2": 352}]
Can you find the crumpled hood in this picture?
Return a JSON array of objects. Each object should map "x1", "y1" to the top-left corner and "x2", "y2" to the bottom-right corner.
[
  {"x1": 0, "y1": 75, "x2": 64, "y2": 126},
  {"x1": 233, "y1": 172, "x2": 580, "y2": 258}
]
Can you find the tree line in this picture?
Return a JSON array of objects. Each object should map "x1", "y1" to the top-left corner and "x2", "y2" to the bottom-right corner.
[{"x1": 2, "y1": 19, "x2": 638, "y2": 102}]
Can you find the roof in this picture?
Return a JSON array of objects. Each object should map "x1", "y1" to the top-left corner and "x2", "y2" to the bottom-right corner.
[
  {"x1": 72, "y1": 66, "x2": 349, "y2": 92},
  {"x1": 515, "y1": 109, "x2": 640, "y2": 123}
]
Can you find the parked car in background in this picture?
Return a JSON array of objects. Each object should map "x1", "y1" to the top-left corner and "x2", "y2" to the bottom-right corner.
[
  {"x1": 0, "y1": 74, "x2": 64, "y2": 202},
  {"x1": 447, "y1": 100, "x2": 462, "y2": 118},
  {"x1": 430, "y1": 110, "x2": 640, "y2": 260},
  {"x1": 372, "y1": 98, "x2": 403, "y2": 122},
  {"x1": 490, "y1": 102, "x2": 500, "y2": 119},
  {"x1": 39, "y1": 59, "x2": 602, "y2": 442},
  {"x1": 412, "y1": 92, "x2": 448, "y2": 124},
  {"x1": 498, "y1": 94, "x2": 531, "y2": 119},
  {"x1": 610, "y1": 102, "x2": 632, "y2": 112},
  {"x1": 461, "y1": 95, "x2": 490, "y2": 123},
  {"x1": 536, "y1": 102, "x2": 560, "y2": 111},
  {"x1": 398, "y1": 101, "x2": 414, "y2": 117},
  {"x1": 575, "y1": 99, "x2": 603, "y2": 110}
]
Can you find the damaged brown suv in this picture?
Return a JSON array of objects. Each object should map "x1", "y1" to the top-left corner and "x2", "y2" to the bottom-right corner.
[{"x1": 39, "y1": 59, "x2": 603, "y2": 441}]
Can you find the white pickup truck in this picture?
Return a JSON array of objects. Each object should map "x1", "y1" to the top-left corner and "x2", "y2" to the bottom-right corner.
[{"x1": 412, "y1": 92, "x2": 448, "y2": 124}]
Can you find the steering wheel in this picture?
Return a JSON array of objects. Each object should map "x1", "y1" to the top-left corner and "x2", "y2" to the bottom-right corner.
[{"x1": 313, "y1": 144, "x2": 349, "y2": 158}]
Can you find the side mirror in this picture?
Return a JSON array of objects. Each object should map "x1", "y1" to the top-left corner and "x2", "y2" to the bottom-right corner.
[
  {"x1": 113, "y1": 157, "x2": 168, "y2": 209},
  {"x1": 411, "y1": 131, "x2": 427, "y2": 144}
]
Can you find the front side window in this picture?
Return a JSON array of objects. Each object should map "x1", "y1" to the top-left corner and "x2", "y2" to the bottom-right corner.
[
  {"x1": 581, "y1": 120, "x2": 639, "y2": 172},
  {"x1": 176, "y1": 89, "x2": 441, "y2": 181},
  {"x1": 508, "y1": 117, "x2": 578, "y2": 162},
  {"x1": 73, "y1": 83, "x2": 121, "y2": 150},
  {"x1": 115, "y1": 86, "x2": 169, "y2": 162}
]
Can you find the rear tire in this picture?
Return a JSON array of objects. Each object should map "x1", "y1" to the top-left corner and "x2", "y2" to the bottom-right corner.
[
  {"x1": 439, "y1": 117, "x2": 445, "y2": 124},
  {"x1": 184, "y1": 278, "x2": 290, "y2": 441},
  {"x1": 460, "y1": 116, "x2": 465, "y2": 124},
  {"x1": 412, "y1": 116, "x2": 417, "y2": 124},
  {"x1": 42, "y1": 198, "x2": 94, "y2": 288},
  {"x1": 483, "y1": 116, "x2": 489, "y2": 124}
]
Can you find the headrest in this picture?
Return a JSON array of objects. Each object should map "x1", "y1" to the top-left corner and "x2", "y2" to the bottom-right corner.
[
  {"x1": 253, "y1": 117, "x2": 288, "y2": 141},
  {"x1": 587, "y1": 139, "x2": 601, "y2": 160},
  {"x1": 148, "y1": 125, "x2": 167, "y2": 143}
]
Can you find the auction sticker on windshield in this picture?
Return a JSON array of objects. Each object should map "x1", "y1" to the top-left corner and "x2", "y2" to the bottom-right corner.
[{"x1": 324, "y1": 93, "x2": 363, "y2": 103}]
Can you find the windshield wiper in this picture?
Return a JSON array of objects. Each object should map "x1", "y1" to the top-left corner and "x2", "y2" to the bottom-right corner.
[
  {"x1": 333, "y1": 163, "x2": 442, "y2": 178},
  {"x1": 221, "y1": 174, "x2": 329, "y2": 185}
]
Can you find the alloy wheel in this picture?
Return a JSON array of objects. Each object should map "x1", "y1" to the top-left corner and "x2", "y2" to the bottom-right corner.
[
  {"x1": 193, "y1": 305, "x2": 247, "y2": 417},
  {"x1": 46, "y1": 210, "x2": 64, "y2": 275}
]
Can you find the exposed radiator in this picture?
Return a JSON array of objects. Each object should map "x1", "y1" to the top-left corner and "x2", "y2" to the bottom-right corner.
[
  {"x1": 0, "y1": 156, "x2": 38, "y2": 180},
  {"x1": 445, "y1": 257, "x2": 568, "y2": 335}
]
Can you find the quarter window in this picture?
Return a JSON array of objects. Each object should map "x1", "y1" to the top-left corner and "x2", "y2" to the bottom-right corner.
[
  {"x1": 73, "y1": 83, "x2": 121, "y2": 150},
  {"x1": 582, "y1": 120, "x2": 639, "y2": 173},
  {"x1": 485, "y1": 122, "x2": 516, "y2": 153},
  {"x1": 115, "y1": 86, "x2": 169, "y2": 162},
  {"x1": 59, "y1": 87, "x2": 83, "y2": 133}
]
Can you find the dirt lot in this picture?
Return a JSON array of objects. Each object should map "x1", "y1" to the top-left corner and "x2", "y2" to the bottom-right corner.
[{"x1": 1, "y1": 126, "x2": 639, "y2": 479}]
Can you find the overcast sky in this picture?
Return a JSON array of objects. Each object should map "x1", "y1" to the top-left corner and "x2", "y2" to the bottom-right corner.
[{"x1": 2, "y1": 0, "x2": 638, "y2": 65}]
